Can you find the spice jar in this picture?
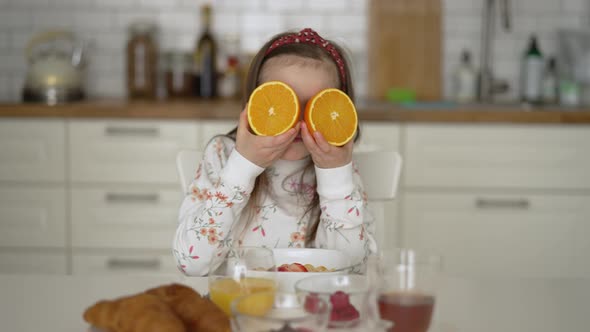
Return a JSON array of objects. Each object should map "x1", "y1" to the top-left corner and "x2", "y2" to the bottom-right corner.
[
  {"x1": 126, "y1": 21, "x2": 158, "y2": 99},
  {"x1": 164, "y1": 51, "x2": 193, "y2": 99}
]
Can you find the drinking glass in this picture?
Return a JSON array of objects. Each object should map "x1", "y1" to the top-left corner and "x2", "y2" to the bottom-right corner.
[
  {"x1": 231, "y1": 291, "x2": 330, "y2": 332},
  {"x1": 208, "y1": 246, "x2": 277, "y2": 316},
  {"x1": 377, "y1": 249, "x2": 442, "y2": 332}
]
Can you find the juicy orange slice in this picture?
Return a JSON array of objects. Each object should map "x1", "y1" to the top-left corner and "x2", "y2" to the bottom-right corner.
[
  {"x1": 247, "y1": 81, "x2": 300, "y2": 136},
  {"x1": 304, "y1": 88, "x2": 357, "y2": 146}
]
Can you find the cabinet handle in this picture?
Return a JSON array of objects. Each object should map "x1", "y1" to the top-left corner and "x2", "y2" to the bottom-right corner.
[
  {"x1": 106, "y1": 258, "x2": 161, "y2": 270},
  {"x1": 475, "y1": 198, "x2": 530, "y2": 210},
  {"x1": 104, "y1": 126, "x2": 160, "y2": 137},
  {"x1": 105, "y1": 193, "x2": 159, "y2": 203}
]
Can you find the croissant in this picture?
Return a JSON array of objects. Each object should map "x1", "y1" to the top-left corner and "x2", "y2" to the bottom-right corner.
[
  {"x1": 146, "y1": 283, "x2": 231, "y2": 332},
  {"x1": 83, "y1": 293, "x2": 185, "y2": 332}
]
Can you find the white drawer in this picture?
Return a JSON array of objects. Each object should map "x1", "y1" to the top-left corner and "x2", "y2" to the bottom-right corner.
[
  {"x1": 358, "y1": 123, "x2": 402, "y2": 150},
  {"x1": 0, "y1": 186, "x2": 66, "y2": 248},
  {"x1": 72, "y1": 251, "x2": 179, "y2": 276},
  {"x1": 69, "y1": 120, "x2": 199, "y2": 184},
  {"x1": 198, "y1": 120, "x2": 237, "y2": 150},
  {"x1": 405, "y1": 124, "x2": 590, "y2": 189},
  {"x1": 0, "y1": 250, "x2": 67, "y2": 274},
  {"x1": 0, "y1": 119, "x2": 65, "y2": 182},
  {"x1": 71, "y1": 186, "x2": 181, "y2": 249},
  {"x1": 402, "y1": 192, "x2": 590, "y2": 278}
]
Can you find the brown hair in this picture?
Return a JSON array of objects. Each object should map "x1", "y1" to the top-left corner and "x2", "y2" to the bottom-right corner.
[{"x1": 226, "y1": 31, "x2": 360, "y2": 246}]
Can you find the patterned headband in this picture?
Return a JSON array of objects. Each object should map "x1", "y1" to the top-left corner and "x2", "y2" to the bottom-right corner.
[{"x1": 265, "y1": 28, "x2": 347, "y2": 89}]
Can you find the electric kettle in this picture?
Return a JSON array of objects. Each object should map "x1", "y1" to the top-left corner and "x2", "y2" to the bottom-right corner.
[{"x1": 22, "y1": 30, "x2": 87, "y2": 105}]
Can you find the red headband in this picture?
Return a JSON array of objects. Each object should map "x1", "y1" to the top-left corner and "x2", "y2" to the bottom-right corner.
[{"x1": 265, "y1": 28, "x2": 347, "y2": 89}]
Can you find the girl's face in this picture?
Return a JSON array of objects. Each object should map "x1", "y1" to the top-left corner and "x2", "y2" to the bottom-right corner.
[{"x1": 259, "y1": 55, "x2": 340, "y2": 161}]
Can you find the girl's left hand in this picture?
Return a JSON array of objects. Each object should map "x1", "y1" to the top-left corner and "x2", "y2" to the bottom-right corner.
[{"x1": 300, "y1": 121, "x2": 353, "y2": 169}]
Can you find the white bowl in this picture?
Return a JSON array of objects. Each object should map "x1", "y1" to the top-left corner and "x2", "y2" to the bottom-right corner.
[{"x1": 271, "y1": 248, "x2": 351, "y2": 293}]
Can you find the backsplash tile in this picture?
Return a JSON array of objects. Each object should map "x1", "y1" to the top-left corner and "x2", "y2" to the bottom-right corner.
[{"x1": 0, "y1": 0, "x2": 588, "y2": 102}]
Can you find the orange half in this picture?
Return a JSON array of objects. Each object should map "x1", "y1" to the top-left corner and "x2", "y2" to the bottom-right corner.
[
  {"x1": 247, "y1": 81, "x2": 300, "y2": 136},
  {"x1": 304, "y1": 88, "x2": 357, "y2": 146}
]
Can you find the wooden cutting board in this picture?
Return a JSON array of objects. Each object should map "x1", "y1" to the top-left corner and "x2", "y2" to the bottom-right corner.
[{"x1": 368, "y1": 0, "x2": 442, "y2": 101}]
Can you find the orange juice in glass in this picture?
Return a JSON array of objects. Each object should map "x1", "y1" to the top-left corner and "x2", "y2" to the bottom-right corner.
[{"x1": 208, "y1": 246, "x2": 277, "y2": 316}]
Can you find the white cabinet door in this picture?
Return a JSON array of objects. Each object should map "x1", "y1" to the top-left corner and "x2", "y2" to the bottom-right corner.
[
  {"x1": 71, "y1": 186, "x2": 181, "y2": 249},
  {"x1": 358, "y1": 122, "x2": 401, "y2": 150},
  {"x1": 69, "y1": 120, "x2": 199, "y2": 184},
  {"x1": 0, "y1": 119, "x2": 65, "y2": 182},
  {"x1": 0, "y1": 250, "x2": 67, "y2": 274},
  {"x1": 198, "y1": 120, "x2": 237, "y2": 150},
  {"x1": 72, "y1": 251, "x2": 179, "y2": 276},
  {"x1": 0, "y1": 186, "x2": 66, "y2": 248},
  {"x1": 402, "y1": 192, "x2": 590, "y2": 278},
  {"x1": 405, "y1": 124, "x2": 590, "y2": 189}
]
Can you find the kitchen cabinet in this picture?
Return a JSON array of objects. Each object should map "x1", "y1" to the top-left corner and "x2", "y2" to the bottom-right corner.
[
  {"x1": 198, "y1": 119, "x2": 236, "y2": 149},
  {"x1": 402, "y1": 124, "x2": 590, "y2": 278},
  {"x1": 70, "y1": 186, "x2": 181, "y2": 249},
  {"x1": 0, "y1": 186, "x2": 66, "y2": 248},
  {"x1": 0, "y1": 250, "x2": 67, "y2": 274},
  {"x1": 1, "y1": 117, "x2": 589, "y2": 279},
  {"x1": 69, "y1": 120, "x2": 199, "y2": 184},
  {"x1": 402, "y1": 192, "x2": 590, "y2": 278},
  {"x1": 68, "y1": 120, "x2": 199, "y2": 275},
  {"x1": 0, "y1": 120, "x2": 66, "y2": 182},
  {"x1": 72, "y1": 251, "x2": 178, "y2": 276},
  {"x1": 0, "y1": 119, "x2": 68, "y2": 274},
  {"x1": 405, "y1": 124, "x2": 590, "y2": 189}
]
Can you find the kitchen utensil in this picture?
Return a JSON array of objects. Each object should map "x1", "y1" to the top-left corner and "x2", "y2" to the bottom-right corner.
[
  {"x1": 22, "y1": 30, "x2": 86, "y2": 105},
  {"x1": 368, "y1": 0, "x2": 442, "y2": 101}
]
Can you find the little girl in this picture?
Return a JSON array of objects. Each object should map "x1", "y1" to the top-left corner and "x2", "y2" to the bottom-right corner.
[{"x1": 174, "y1": 28, "x2": 377, "y2": 276}]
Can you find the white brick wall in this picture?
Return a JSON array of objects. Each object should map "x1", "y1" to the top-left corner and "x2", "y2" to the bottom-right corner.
[{"x1": 0, "y1": 0, "x2": 588, "y2": 101}]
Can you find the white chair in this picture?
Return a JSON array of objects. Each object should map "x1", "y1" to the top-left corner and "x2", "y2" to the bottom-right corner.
[
  {"x1": 353, "y1": 146, "x2": 403, "y2": 249},
  {"x1": 176, "y1": 149, "x2": 203, "y2": 193}
]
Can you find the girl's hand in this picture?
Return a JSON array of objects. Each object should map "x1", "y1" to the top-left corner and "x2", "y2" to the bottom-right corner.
[
  {"x1": 300, "y1": 121, "x2": 353, "y2": 169},
  {"x1": 235, "y1": 108, "x2": 300, "y2": 168}
]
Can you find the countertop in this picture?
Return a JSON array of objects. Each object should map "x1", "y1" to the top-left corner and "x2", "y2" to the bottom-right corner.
[
  {"x1": 0, "y1": 273, "x2": 587, "y2": 332},
  {"x1": 1, "y1": 99, "x2": 590, "y2": 124}
]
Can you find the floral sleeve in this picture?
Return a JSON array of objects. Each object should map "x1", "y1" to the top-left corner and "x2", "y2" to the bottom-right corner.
[
  {"x1": 173, "y1": 136, "x2": 264, "y2": 276},
  {"x1": 313, "y1": 162, "x2": 378, "y2": 269}
]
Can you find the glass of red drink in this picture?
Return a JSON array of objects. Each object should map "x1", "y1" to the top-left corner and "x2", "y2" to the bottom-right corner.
[{"x1": 377, "y1": 249, "x2": 442, "y2": 332}]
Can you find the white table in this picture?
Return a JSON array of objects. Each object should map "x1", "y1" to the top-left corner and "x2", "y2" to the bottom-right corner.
[{"x1": 0, "y1": 274, "x2": 587, "y2": 332}]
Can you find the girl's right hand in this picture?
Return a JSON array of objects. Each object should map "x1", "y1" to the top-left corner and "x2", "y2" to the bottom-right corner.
[{"x1": 235, "y1": 108, "x2": 300, "y2": 168}]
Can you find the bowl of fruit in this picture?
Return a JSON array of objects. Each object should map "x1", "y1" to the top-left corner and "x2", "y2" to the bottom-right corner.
[
  {"x1": 270, "y1": 248, "x2": 352, "y2": 293},
  {"x1": 294, "y1": 274, "x2": 371, "y2": 329}
]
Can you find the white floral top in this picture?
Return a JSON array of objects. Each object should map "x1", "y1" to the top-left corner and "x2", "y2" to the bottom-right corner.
[{"x1": 173, "y1": 136, "x2": 378, "y2": 276}]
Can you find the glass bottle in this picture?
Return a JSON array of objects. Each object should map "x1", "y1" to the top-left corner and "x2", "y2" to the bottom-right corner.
[
  {"x1": 542, "y1": 57, "x2": 558, "y2": 105},
  {"x1": 126, "y1": 21, "x2": 158, "y2": 99},
  {"x1": 193, "y1": 4, "x2": 218, "y2": 98},
  {"x1": 520, "y1": 35, "x2": 544, "y2": 104},
  {"x1": 164, "y1": 51, "x2": 193, "y2": 99}
]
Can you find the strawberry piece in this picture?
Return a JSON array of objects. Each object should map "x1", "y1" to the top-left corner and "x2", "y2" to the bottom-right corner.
[
  {"x1": 278, "y1": 264, "x2": 289, "y2": 272},
  {"x1": 303, "y1": 293, "x2": 321, "y2": 313},
  {"x1": 329, "y1": 291, "x2": 351, "y2": 309},
  {"x1": 288, "y1": 263, "x2": 308, "y2": 272},
  {"x1": 330, "y1": 304, "x2": 360, "y2": 322}
]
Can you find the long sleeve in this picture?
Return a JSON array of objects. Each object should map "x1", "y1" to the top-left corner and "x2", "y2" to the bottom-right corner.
[
  {"x1": 313, "y1": 161, "x2": 378, "y2": 269},
  {"x1": 173, "y1": 136, "x2": 265, "y2": 276}
]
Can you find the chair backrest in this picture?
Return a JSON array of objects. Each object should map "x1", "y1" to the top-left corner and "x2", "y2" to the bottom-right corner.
[
  {"x1": 353, "y1": 146, "x2": 403, "y2": 249},
  {"x1": 176, "y1": 149, "x2": 203, "y2": 193},
  {"x1": 353, "y1": 147, "x2": 403, "y2": 201}
]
